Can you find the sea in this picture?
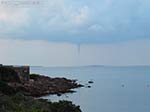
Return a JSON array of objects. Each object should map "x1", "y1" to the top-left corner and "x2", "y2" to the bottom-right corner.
[{"x1": 31, "y1": 66, "x2": 150, "y2": 112}]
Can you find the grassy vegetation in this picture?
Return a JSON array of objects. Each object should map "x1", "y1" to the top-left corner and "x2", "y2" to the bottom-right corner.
[
  {"x1": 30, "y1": 74, "x2": 40, "y2": 80},
  {"x1": 0, "y1": 76, "x2": 82, "y2": 112},
  {"x1": 0, "y1": 93, "x2": 81, "y2": 112}
]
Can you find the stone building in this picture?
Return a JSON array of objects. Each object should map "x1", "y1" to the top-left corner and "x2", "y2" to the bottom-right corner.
[{"x1": 0, "y1": 65, "x2": 30, "y2": 83}]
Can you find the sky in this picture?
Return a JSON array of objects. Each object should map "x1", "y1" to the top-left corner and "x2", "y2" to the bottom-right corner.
[{"x1": 0, "y1": 0, "x2": 150, "y2": 66}]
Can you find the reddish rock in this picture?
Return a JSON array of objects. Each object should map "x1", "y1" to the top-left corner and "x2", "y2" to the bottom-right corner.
[{"x1": 8, "y1": 75, "x2": 83, "y2": 97}]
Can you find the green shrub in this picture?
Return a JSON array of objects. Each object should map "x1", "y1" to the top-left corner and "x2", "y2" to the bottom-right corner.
[
  {"x1": 30, "y1": 74, "x2": 40, "y2": 80},
  {"x1": 0, "y1": 93, "x2": 82, "y2": 112},
  {"x1": 49, "y1": 100, "x2": 81, "y2": 112}
]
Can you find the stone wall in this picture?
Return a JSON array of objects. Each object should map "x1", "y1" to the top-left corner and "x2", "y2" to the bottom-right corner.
[
  {"x1": 12, "y1": 66, "x2": 30, "y2": 83},
  {"x1": 0, "y1": 65, "x2": 30, "y2": 83}
]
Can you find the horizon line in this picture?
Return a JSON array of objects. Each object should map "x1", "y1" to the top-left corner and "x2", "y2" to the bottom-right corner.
[{"x1": 30, "y1": 65, "x2": 150, "y2": 68}]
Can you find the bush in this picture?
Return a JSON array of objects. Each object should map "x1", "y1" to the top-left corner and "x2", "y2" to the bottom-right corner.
[
  {"x1": 0, "y1": 93, "x2": 82, "y2": 112},
  {"x1": 49, "y1": 100, "x2": 81, "y2": 112},
  {"x1": 30, "y1": 74, "x2": 40, "y2": 80}
]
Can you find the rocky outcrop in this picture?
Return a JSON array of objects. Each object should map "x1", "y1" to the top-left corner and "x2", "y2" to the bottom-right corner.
[
  {"x1": 0, "y1": 67, "x2": 21, "y2": 83},
  {"x1": 0, "y1": 65, "x2": 83, "y2": 97},
  {"x1": 0, "y1": 65, "x2": 29, "y2": 83},
  {"x1": 0, "y1": 65, "x2": 83, "y2": 112},
  {"x1": 8, "y1": 74, "x2": 83, "y2": 97}
]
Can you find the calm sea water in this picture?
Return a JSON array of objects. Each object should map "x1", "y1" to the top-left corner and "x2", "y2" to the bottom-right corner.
[{"x1": 31, "y1": 66, "x2": 150, "y2": 112}]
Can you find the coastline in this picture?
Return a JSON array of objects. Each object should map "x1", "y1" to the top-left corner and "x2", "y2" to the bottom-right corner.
[
  {"x1": 9, "y1": 74, "x2": 83, "y2": 97},
  {"x1": 0, "y1": 65, "x2": 83, "y2": 112}
]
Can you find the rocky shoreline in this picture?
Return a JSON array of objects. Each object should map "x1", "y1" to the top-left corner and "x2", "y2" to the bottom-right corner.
[
  {"x1": 8, "y1": 74, "x2": 83, "y2": 97},
  {"x1": 0, "y1": 66, "x2": 83, "y2": 112}
]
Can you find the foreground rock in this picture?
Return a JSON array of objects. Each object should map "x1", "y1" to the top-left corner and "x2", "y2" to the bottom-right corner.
[
  {"x1": 0, "y1": 65, "x2": 83, "y2": 97},
  {"x1": 8, "y1": 74, "x2": 83, "y2": 97}
]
